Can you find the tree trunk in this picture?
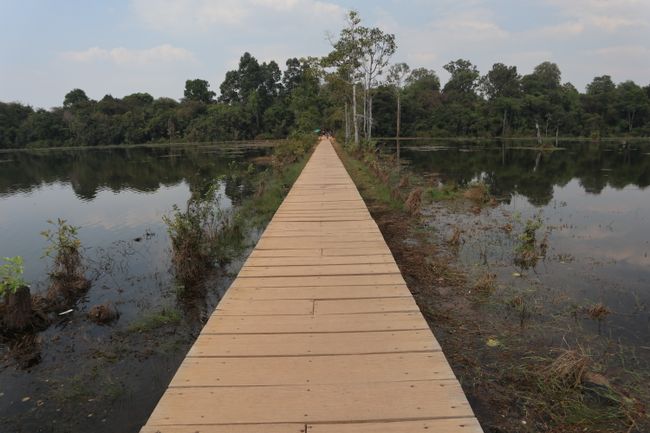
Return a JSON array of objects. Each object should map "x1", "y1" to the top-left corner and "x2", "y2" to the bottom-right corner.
[
  {"x1": 545, "y1": 117, "x2": 549, "y2": 137},
  {"x1": 344, "y1": 102, "x2": 350, "y2": 143},
  {"x1": 535, "y1": 122, "x2": 542, "y2": 145},
  {"x1": 555, "y1": 126, "x2": 559, "y2": 147},
  {"x1": 368, "y1": 93, "x2": 373, "y2": 141},
  {"x1": 3, "y1": 286, "x2": 32, "y2": 330},
  {"x1": 352, "y1": 84, "x2": 359, "y2": 146},
  {"x1": 396, "y1": 93, "x2": 401, "y2": 165},
  {"x1": 363, "y1": 86, "x2": 368, "y2": 139},
  {"x1": 501, "y1": 109, "x2": 507, "y2": 136}
]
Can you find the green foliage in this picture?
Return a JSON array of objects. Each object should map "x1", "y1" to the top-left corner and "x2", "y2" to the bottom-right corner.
[
  {"x1": 4, "y1": 15, "x2": 650, "y2": 149},
  {"x1": 0, "y1": 256, "x2": 26, "y2": 296},
  {"x1": 429, "y1": 184, "x2": 460, "y2": 201},
  {"x1": 41, "y1": 218, "x2": 88, "y2": 297},
  {"x1": 162, "y1": 180, "x2": 246, "y2": 286},
  {"x1": 41, "y1": 218, "x2": 81, "y2": 260},
  {"x1": 126, "y1": 308, "x2": 181, "y2": 333},
  {"x1": 514, "y1": 215, "x2": 547, "y2": 268}
]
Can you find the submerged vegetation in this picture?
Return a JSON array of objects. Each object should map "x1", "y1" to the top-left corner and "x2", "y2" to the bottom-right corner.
[
  {"x1": 163, "y1": 134, "x2": 314, "y2": 291},
  {"x1": 335, "y1": 138, "x2": 649, "y2": 433},
  {"x1": 41, "y1": 219, "x2": 90, "y2": 303}
]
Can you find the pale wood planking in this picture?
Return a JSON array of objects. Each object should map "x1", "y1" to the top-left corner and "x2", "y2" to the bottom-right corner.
[
  {"x1": 188, "y1": 330, "x2": 439, "y2": 357},
  {"x1": 145, "y1": 380, "x2": 473, "y2": 425},
  {"x1": 226, "y1": 285, "x2": 412, "y2": 300},
  {"x1": 309, "y1": 419, "x2": 485, "y2": 433},
  {"x1": 140, "y1": 138, "x2": 483, "y2": 433},
  {"x1": 238, "y1": 262, "x2": 400, "y2": 277},
  {"x1": 170, "y1": 352, "x2": 455, "y2": 387},
  {"x1": 202, "y1": 312, "x2": 430, "y2": 334}
]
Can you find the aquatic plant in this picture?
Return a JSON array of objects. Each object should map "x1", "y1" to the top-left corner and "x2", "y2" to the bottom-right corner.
[
  {"x1": 0, "y1": 256, "x2": 26, "y2": 297},
  {"x1": 514, "y1": 215, "x2": 546, "y2": 268},
  {"x1": 41, "y1": 218, "x2": 90, "y2": 301},
  {"x1": 1, "y1": 256, "x2": 34, "y2": 331},
  {"x1": 163, "y1": 181, "x2": 229, "y2": 286},
  {"x1": 586, "y1": 302, "x2": 612, "y2": 322},
  {"x1": 474, "y1": 272, "x2": 496, "y2": 294}
]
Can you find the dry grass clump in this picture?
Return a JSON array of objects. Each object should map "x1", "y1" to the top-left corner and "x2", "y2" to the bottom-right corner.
[
  {"x1": 587, "y1": 302, "x2": 611, "y2": 321},
  {"x1": 447, "y1": 226, "x2": 463, "y2": 247},
  {"x1": 405, "y1": 187, "x2": 423, "y2": 215},
  {"x1": 474, "y1": 273, "x2": 496, "y2": 294},
  {"x1": 463, "y1": 182, "x2": 490, "y2": 203},
  {"x1": 545, "y1": 348, "x2": 591, "y2": 387},
  {"x1": 87, "y1": 303, "x2": 119, "y2": 325}
]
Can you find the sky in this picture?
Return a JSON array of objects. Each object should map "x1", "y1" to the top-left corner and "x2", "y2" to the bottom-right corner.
[{"x1": 1, "y1": 0, "x2": 649, "y2": 109}]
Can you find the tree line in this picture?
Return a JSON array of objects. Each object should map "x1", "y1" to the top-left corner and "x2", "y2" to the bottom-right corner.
[{"x1": 2, "y1": 10, "x2": 650, "y2": 149}]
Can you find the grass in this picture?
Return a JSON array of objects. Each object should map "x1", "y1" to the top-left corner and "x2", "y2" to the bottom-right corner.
[
  {"x1": 126, "y1": 308, "x2": 181, "y2": 333},
  {"x1": 337, "y1": 149, "x2": 403, "y2": 210},
  {"x1": 335, "y1": 137, "x2": 649, "y2": 432},
  {"x1": 428, "y1": 184, "x2": 461, "y2": 201}
]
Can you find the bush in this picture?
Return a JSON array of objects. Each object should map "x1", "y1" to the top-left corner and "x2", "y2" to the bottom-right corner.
[{"x1": 41, "y1": 219, "x2": 90, "y2": 300}]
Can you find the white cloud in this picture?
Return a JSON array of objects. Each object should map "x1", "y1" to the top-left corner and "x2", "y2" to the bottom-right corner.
[
  {"x1": 131, "y1": 0, "x2": 344, "y2": 31},
  {"x1": 545, "y1": 0, "x2": 650, "y2": 32},
  {"x1": 61, "y1": 44, "x2": 195, "y2": 65},
  {"x1": 534, "y1": 21, "x2": 585, "y2": 38}
]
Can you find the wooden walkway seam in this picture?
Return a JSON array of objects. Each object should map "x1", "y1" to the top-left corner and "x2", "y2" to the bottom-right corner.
[{"x1": 140, "y1": 138, "x2": 484, "y2": 433}]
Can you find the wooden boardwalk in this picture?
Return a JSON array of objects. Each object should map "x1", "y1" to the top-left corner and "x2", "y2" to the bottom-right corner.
[{"x1": 140, "y1": 138, "x2": 483, "y2": 433}]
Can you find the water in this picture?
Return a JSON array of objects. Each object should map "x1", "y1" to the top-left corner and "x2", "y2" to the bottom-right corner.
[
  {"x1": 0, "y1": 143, "x2": 272, "y2": 432},
  {"x1": 390, "y1": 139, "x2": 650, "y2": 349}
]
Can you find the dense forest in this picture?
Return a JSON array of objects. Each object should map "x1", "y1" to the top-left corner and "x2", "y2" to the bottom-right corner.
[{"x1": 2, "y1": 11, "x2": 650, "y2": 149}]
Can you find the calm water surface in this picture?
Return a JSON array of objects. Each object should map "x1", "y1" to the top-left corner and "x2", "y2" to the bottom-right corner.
[
  {"x1": 392, "y1": 140, "x2": 650, "y2": 348},
  {"x1": 0, "y1": 143, "x2": 271, "y2": 432}
]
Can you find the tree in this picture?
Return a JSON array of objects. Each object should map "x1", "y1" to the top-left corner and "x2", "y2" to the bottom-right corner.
[
  {"x1": 584, "y1": 75, "x2": 617, "y2": 135},
  {"x1": 402, "y1": 68, "x2": 441, "y2": 135},
  {"x1": 387, "y1": 62, "x2": 410, "y2": 161},
  {"x1": 616, "y1": 81, "x2": 648, "y2": 133},
  {"x1": 481, "y1": 63, "x2": 521, "y2": 135},
  {"x1": 357, "y1": 24, "x2": 396, "y2": 140},
  {"x1": 323, "y1": 10, "x2": 364, "y2": 146},
  {"x1": 63, "y1": 89, "x2": 90, "y2": 109},
  {"x1": 184, "y1": 79, "x2": 215, "y2": 103}
]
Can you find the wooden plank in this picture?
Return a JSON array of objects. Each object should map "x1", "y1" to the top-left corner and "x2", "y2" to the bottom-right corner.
[
  {"x1": 144, "y1": 380, "x2": 472, "y2": 425},
  {"x1": 140, "y1": 425, "x2": 304, "y2": 433},
  {"x1": 188, "y1": 330, "x2": 439, "y2": 357},
  {"x1": 202, "y1": 312, "x2": 430, "y2": 334},
  {"x1": 308, "y1": 419, "x2": 484, "y2": 433},
  {"x1": 243, "y1": 254, "x2": 394, "y2": 267},
  {"x1": 226, "y1": 285, "x2": 411, "y2": 300},
  {"x1": 216, "y1": 299, "x2": 314, "y2": 315},
  {"x1": 140, "y1": 138, "x2": 483, "y2": 433},
  {"x1": 171, "y1": 352, "x2": 455, "y2": 387},
  {"x1": 230, "y1": 274, "x2": 405, "y2": 288},
  {"x1": 314, "y1": 297, "x2": 419, "y2": 315},
  {"x1": 238, "y1": 263, "x2": 400, "y2": 277}
]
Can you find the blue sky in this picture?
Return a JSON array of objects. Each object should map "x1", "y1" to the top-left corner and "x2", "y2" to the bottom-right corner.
[{"x1": 2, "y1": 0, "x2": 649, "y2": 108}]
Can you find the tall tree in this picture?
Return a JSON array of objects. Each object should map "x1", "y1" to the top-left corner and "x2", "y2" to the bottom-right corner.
[
  {"x1": 323, "y1": 10, "x2": 364, "y2": 146},
  {"x1": 387, "y1": 62, "x2": 410, "y2": 160},
  {"x1": 183, "y1": 79, "x2": 215, "y2": 103},
  {"x1": 357, "y1": 24, "x2": 396, "y2": 140}
]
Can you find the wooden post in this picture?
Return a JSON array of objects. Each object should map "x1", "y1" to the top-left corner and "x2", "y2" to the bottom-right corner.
[{"x1": 3, "y1": 285, "x2": 32, "y2": 330}]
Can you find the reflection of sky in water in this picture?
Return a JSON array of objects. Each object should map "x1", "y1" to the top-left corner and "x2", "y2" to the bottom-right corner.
[
  {"x1": 397, "y1": 142, "x2": 650, "y2": 345},
  {"x1": 508, "y1": 180, "x2": 650, "y2": 269},
  {"x1": 0, "y1": 181, "x2": 190, "y2": 284}
]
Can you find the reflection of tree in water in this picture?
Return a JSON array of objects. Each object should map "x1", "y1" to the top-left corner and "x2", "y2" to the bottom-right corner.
[
  {"x1": 0, "y1": 146, "x2": 270, "y2": 201},
  {"x1": 399, "y1": 141, "x2": 650, "y2": 206}
]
